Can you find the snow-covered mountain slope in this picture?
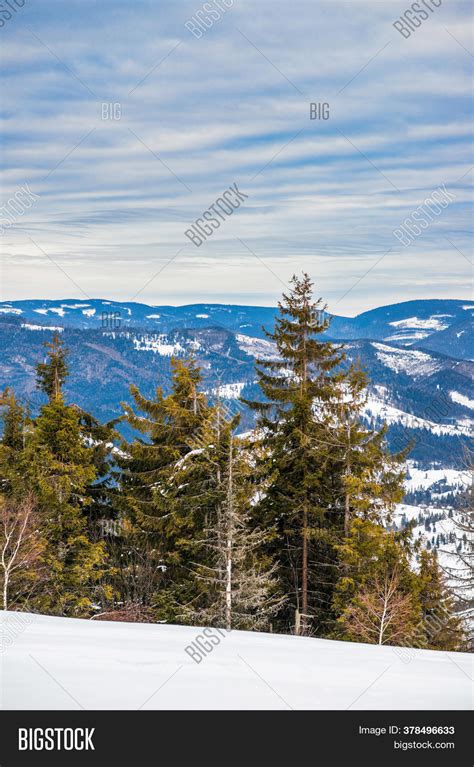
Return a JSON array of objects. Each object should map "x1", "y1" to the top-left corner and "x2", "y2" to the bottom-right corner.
[
  {"x1": 1, "y1": 612, "x2": 471, "y2": 710},
  {"x1": 1, "y1": 312, "x2": 471, "y2": 466},
  {"x1": 394, "y1": 502, "x2": 470, "y2": 577},
  {"x1": 0, "y1": 298, "x2": 471, "y2": 358},
  {"x1": 330, "y1": 299, "x2": 473, "y2": 360},
  {"x1": 391, "y1": 464, "x2": 471, "y2": 601}
]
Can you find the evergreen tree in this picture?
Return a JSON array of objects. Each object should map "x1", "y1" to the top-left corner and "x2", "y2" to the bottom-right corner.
[
  {"x1": 0, "y1": 392, "x2": 46, "y2": 609},
  {"x1": 36, "y1": 334, "x2": 68, "y2": 400},
  {"x1": 21, "y1": 337, "x2": 107, "y2": 615},
  {"x1": 247, "y1": 273, "x2": 345, "y2": 634},
  {"x1": 248, "y1": 273, "x2": 406, "y2": 636},
  {"x1": 417, "y1": 549, "x2": 465, "y2": 650},
  {"x1": 165, "y1": 401, "x2": 280, "y2": 630},
  {"x1": 116, "y1": 358, "x2": 210, "y2": 616}
]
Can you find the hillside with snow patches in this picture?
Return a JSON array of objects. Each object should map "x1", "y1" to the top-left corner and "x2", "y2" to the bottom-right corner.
[
  {"x1": 0, "y1": 298, "x2": 472, "y2": 358},
  {"x1": 1, "y1": 612, "x2": 471, "y2": 710},
  {"x1": 393, "y1": 463, "x2": 471, "y2": 582},
  {"x1": 0, "y1": 299, "x2": 471, "y2": 462}
]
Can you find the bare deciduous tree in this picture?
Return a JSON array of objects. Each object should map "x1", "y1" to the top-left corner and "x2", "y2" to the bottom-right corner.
[
  {"x1": 340, "y1": 568, "x2": 416, "y2": 645},
  {"x1": 0, "y1": 493, "x2": 44, "y2": 610}
]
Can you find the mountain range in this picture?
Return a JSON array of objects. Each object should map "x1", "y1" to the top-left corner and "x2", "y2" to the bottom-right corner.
[
  {"x1": 0, "y1": 298, "x2": 472, "y2": 468},
  {"x1": 1, "y1": 297, "x2": 472, "y2": 359}
]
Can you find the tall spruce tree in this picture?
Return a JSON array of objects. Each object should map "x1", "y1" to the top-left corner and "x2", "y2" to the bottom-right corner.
[
  {"x1": 247, "y1": 273, "x2": 346, "y2": 634},
  {"x1": 249, "y1": 273, "x2": 406, "y2": 636},
  {"x1": 117, "y1": 358, "x2": 210, "y2": 617},
  {"x1": 22, "y1": 335, "x2": 106, "y2": 615}
]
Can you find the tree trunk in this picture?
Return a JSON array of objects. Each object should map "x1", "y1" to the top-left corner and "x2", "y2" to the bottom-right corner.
[
  {"x1": 344, "y1": 419, "x2": 351, "y2": 537},
  {"x1": 3, "y1": 570, "x2": 9, "y2": 611},
  {"x1": 225, "y1": 436, "x2": 234, "y2": 631},
  {"x1": 301, "y1": 504, "x2": 308, "y2": 634},
  {"x1": 300, "y1": 303, "x2": 309, "y2": 635},
  {"x1": 379, "y1": 590, "x2": 389, "y2": 644}
]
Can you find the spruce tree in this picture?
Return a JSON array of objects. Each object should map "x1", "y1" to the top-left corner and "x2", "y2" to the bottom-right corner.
[
  {"x1": 117, "y1": 358, "x2": 210, "y2": 616},
  {"x1": 248, "y1": 273, "x2": 406, "y2": 636},
  {"x1": 417, "y1": 549, "x2": 465, "y2": 650},
  {"x1": 36, "y1": 334, "x2": 68, "y2": 400},
  {"x1": 247, "y1": 273, "x2": 345, "y2": 634},
  {"x1": 22, "y1": 336, "x2": 107, "y2": 615}
]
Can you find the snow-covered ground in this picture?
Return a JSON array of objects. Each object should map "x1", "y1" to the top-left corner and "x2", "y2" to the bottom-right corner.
[
  {"x1": 236, "y1": 334, "x2": 277, "y2": 360},
  {"x1": 132, "y1": 335, "x2": 185, "y2": 356},
  {"x1": 363, "y1": 395, "x2": 472, "y2": 436},
  {"x1": 207, "y1": 382, "x2": 248, "y2": 399},
  {"x1": 1, "y1": 613, "x2": 471, "y2": 710},
  {"x1": 404, "y1": 464, "x2": 470, "y2": 493},
  {"x1": 371, "y1": 343, "x2": 441, "y2": 377}
]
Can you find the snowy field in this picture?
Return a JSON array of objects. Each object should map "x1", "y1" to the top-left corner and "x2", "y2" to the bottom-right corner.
[{"x1": 1, "y1": 613, "x2": 472, "y2": 710}]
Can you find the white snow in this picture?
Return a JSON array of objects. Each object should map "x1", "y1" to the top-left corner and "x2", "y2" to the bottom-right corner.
[
  {"x1": 404, "y1": 464, "x2": 470, "y2": 493},
  {"x1": 60, "y1": 303, "x2": 90, "y2": 309},
  {"x1": 21, "y1": 323, "x2": 64, "y2": 332},
  {"x1": 82, "y1": 308, "x2": 96, "y2": 317},
  {"x1": 393, "y1": 502, "x2": 471, "y2": 586},
  {"x1": 0, "y1": 306, "x2": 22, "y2": 314},
  {"x1": 33, "y1": 307, "x2": 65, "y2": 317},
  {"x1": 196, "y1": 314, "x2": 209, "y2": 319},
  {"x1": 208, "y1": 382, "x2": 247, "y2": 399},
  {"x1": 462, "y1": 305, "x2": 474, "y2": 310},
  {"x1": 236, "y1": 334, "x2": 277, "y2": 360},
  {"x1": 133, "y1": 335, "x2": 184, "y2": 356},
  {"x1": 384, "y1": 331, "x2": 430, "y2": 344},
  {"x1": 371, "y1": 343, "x2": 440, "y2": 377},
  {"x1": 363, "y1": 396, "x2": 471, "y2": 437},
  {"x1": 450, "y1": 391, "x2": 474, "y2": 410},
  {"x1": 1, "y1": 612, "x2": 471, "y2": 710},
  {"x1": 388, "y1": 316, "x2": 450, "y2": 331},
  {"x1": 146, "y1": 314, "x2": 161, "y2": 319}
]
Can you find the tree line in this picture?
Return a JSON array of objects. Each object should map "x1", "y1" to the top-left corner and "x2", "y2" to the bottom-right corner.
[{"x1": 0, "y1": 274, "x2": 467, "y2": 650}]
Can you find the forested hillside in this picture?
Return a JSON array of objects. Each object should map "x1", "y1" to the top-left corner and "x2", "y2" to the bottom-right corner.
[{"x1": 0, "y1": 277, "x2": 470, "y2": 650}]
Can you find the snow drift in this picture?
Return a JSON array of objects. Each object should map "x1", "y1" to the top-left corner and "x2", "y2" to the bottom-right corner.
[{"x1": 1, "y1": 612, "x2": 471, "y2": 710}]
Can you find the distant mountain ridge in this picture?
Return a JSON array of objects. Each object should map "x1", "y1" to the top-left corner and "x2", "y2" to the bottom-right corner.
[
  {"x1": 0, "y1": 297, "x2": 472, "y2": 360},
  {"x1": 0, "y1": 297, "x2": 472, "y2": 468}
]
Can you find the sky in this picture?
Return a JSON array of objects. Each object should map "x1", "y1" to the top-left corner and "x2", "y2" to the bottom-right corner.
[{"x1": 0, "y1": 0, "x2": 472, "y2": 316}]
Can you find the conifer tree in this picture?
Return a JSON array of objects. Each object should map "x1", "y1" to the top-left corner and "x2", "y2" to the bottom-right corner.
[
  {"x1": 166, "y1": 402, "x2": 280, "y2": 630},
  {"x1": 0, "y1": 390, "x2": 32, "y2": 498},
  {"x1": 0, "y1": 392, "x2": 46, "y2": 609},
  {"x1": 116, "y1": 358, "x2": 210, "y2": 615},
  {"x1": 326, "y1": 365, "x2": 406, "y2": 538},
  {"x1": 247, "y1": 273, "x2": 345, "y2": 634},
  {"x1": 21, "y1": 336, "x2": 106, "y2": 615},
  {"x1": 417, "y1": 549, "x2": 465, "y2": 650},
  {"x1": 36, "y1": 334, "x2": 68, "y2": 400},
  {"x1": 248, "y1": 273, "x2": 406, "y2": 636},
  {"x1": 445, "y1": 455, "x2": 473, "y2": 636}
]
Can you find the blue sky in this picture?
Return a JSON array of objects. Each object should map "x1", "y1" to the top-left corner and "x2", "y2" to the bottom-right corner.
[{"x1": 1, "y1": 0, "x2": 472, "y2": 315}]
